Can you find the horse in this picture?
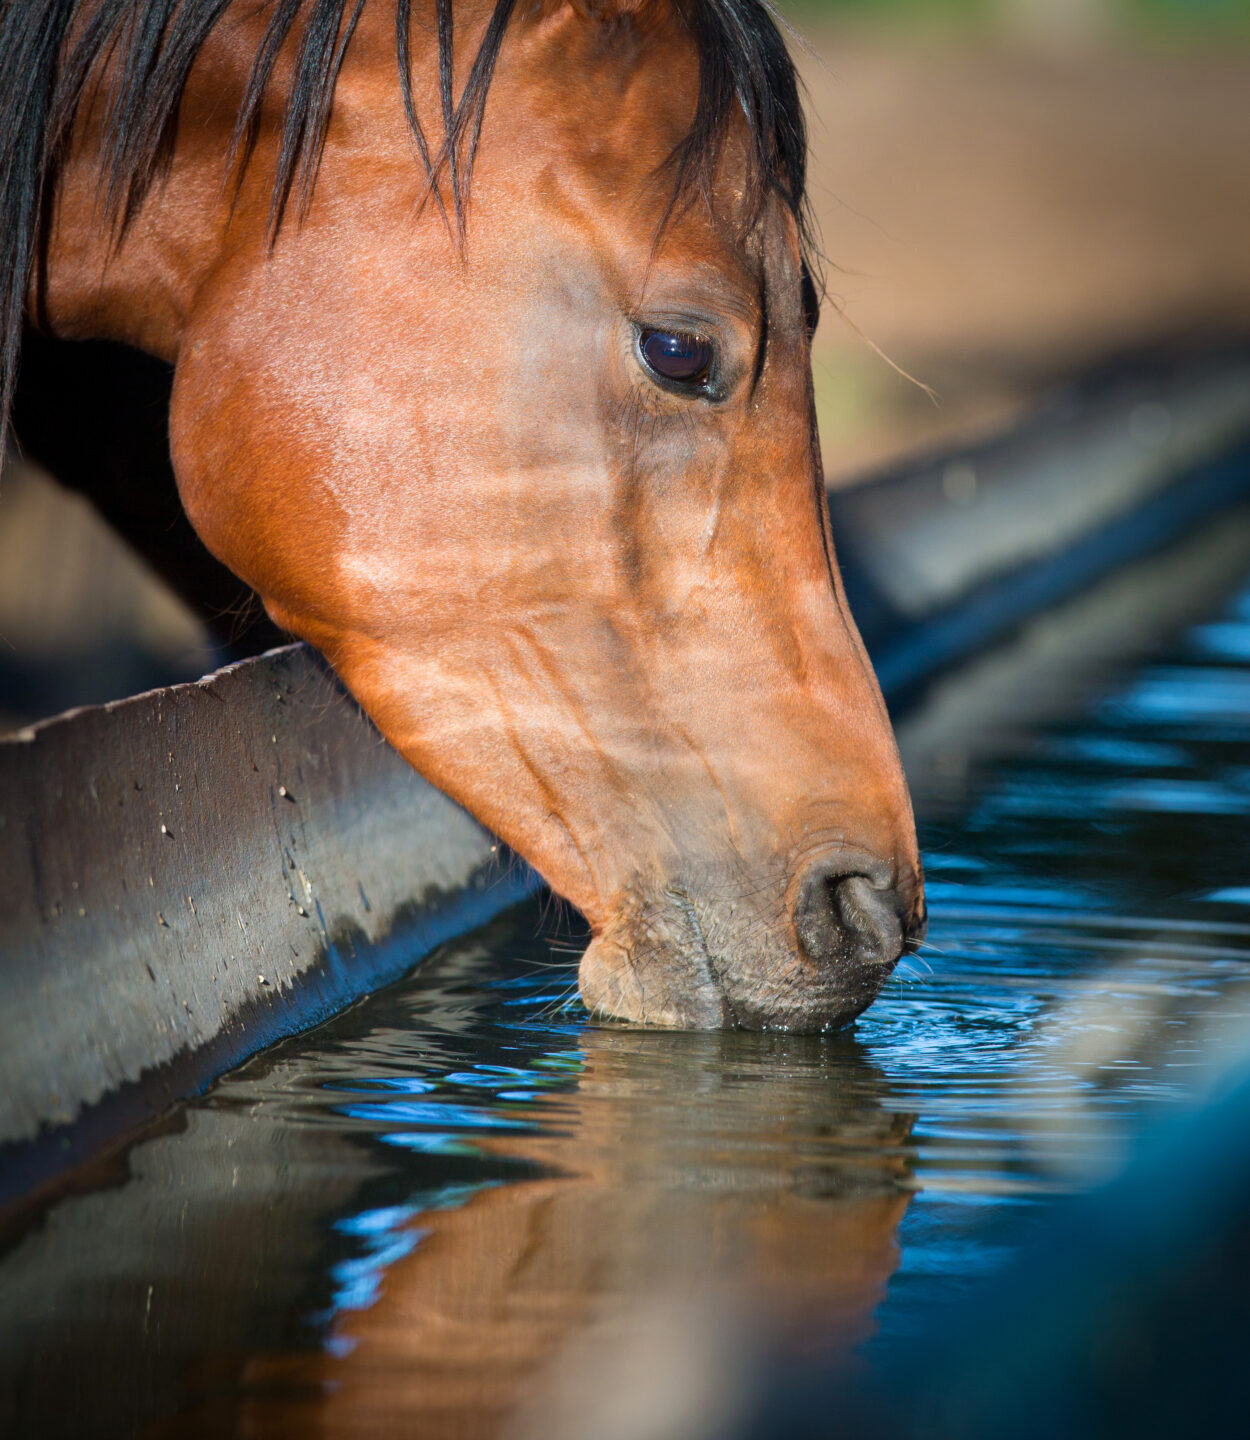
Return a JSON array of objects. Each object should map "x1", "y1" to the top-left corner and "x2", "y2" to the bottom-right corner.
[{"x1": 0, "y1": 0, "x2": 925, "y2": 1030}]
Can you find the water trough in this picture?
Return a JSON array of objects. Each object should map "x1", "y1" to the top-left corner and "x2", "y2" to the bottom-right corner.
[{"x1": 3, "y1": 351, "x2": 1249, "y2": 1210}]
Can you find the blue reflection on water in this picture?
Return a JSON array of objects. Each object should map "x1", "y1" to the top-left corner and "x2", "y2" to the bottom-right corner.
[
  {"x1": 317, "y1": 1182, "x2": 500, "y2": 1328},
  {"x1": 1109, "y1": 666, "x2": 1250, "y2": 723},
  {"x1": 1191, "y1": 621, "x2": 1250, "y2": 660},
  {"x1": 1045, "y1": 735, "x2": 1191, "y2": 768},
  {"x1": 923, "y1": 879, "x2": 1104, "y2": 909},
  {"x1": 313, "y1": 1040, "x2": 588, "y2": 1334},
  {"x1": 862, "y1": 561, "x2": 1250, "y2": 1362},
  {"x1": 973, "y1": 772, "x2": 1250, "y2": 818},
  {"x1": 341, "y1": 1101, "x2": 531, "y2": 1130}
]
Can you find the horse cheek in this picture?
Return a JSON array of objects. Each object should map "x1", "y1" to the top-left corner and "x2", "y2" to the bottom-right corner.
[{"x1": 168, "y1": 319, "x2": 336, "y2": 631}]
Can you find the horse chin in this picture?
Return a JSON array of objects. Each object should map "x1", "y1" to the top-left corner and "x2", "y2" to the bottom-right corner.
[
  {"x1": 577, "y1": 929, "x2": 897, "y2": 1035},
  {"x1": 577, "y1": 935, "x2": 733, "y2": 1030}
]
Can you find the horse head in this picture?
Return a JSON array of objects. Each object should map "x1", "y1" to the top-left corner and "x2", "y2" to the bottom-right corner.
[{"x1": 24, "y1": 0, "x2": 925, "y2": 1028}]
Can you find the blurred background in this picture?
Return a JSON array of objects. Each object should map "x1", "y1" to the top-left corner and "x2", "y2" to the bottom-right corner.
[
  {"x1": 2, "y1": 0, "x2": 1248, "y2": 731},
  {"x1": 793, "y1": 0, "x2": 1250, "y2": 479}
]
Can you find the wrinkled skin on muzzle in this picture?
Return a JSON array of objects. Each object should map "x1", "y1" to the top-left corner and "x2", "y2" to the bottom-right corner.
[{"x1": 48, "y1": 0, "x2": 925, "y2": 1029}]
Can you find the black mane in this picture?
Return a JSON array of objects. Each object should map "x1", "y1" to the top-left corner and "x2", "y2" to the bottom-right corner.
[{"x1": 0, "y1": 0, "x2": 810, "y2": 436}]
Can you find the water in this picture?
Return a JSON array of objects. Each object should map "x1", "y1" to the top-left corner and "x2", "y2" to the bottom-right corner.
[{"x1": 4, "y1": 541, "x2": 1250, "y2": 1438}]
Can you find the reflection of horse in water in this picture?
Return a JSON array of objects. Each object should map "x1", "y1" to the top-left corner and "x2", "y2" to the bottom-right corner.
[
  {"x1": 2, "y1": 0, "x2": 923, "y2": 1031},
  {"x1": 0, "y1": 917, "x2": 915, "y2": 1437},
  {"x1": 216, "y1": 1025, "x2": 914, "y2": 1439}
]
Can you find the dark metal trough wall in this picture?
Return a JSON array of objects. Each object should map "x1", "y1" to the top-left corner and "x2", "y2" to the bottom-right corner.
[{"x1": 0, "y1": 648, "x2": 536, "y2": 1205}]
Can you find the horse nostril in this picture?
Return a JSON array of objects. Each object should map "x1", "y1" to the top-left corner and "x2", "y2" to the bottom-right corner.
[{"x1": 793, "y1": 865, "x2": 905, "y2": 969}]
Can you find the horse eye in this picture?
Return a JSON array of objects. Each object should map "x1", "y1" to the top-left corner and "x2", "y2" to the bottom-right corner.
[{"x1": 639, "y1": 328, "x2": 713, "y2": 387}]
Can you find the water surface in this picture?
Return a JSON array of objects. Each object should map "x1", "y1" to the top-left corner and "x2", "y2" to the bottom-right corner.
[{"x1": 3, "y1": 538, "x2": 1250, "y2": 1438}]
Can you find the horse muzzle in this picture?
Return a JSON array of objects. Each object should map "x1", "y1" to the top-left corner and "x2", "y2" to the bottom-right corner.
[{"x1": 578, "y1": 855, "x2": 926, "y2": 1032}]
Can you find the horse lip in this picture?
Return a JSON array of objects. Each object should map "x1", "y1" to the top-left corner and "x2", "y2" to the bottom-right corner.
[
  {"x1": 582, "y1": 864, "x2": 914, "y2": 1031},
  {"x1": 663, "y1": 885, "x2": 752, "y2": 1028},
  {"x1": 725, "y1": 978, "x2": 890, "y2": 1034},
  {"x1": 578, "y1": 933, "x2": 733, "y2": 1029},
  {"x1": 580, "y1": 935, "x2": 892, "y2": 1034}
]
